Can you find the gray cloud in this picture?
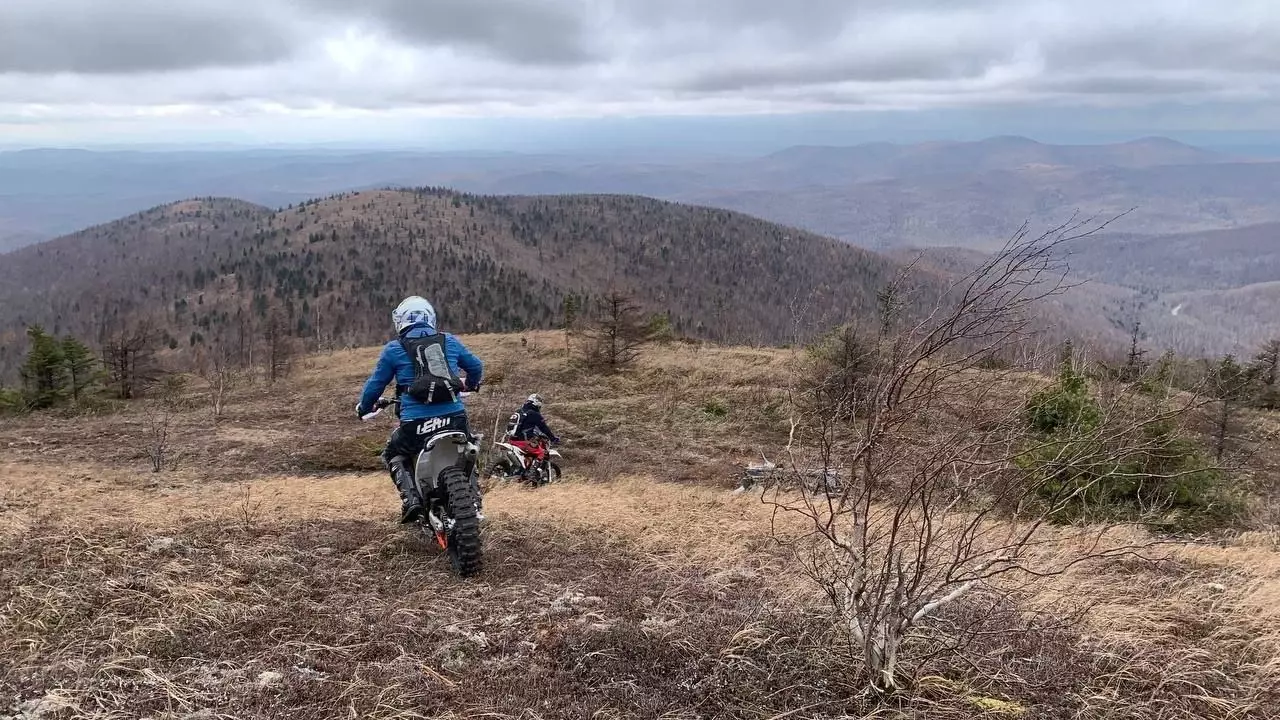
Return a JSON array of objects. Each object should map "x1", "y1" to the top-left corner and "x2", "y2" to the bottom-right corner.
[
  {"x1": 1048, "y1": 28, "x2": 1280, "y2": 76},
  {"x1": 677, "y1": 54, "x2": 995, "y2": 93},
  {"x1": 303, "y1": 0, "x2": 598, "y2": 65},
  {"x1": 0, "y1": 0, "x2": 1275, "y2": 140},
  {"x1": 1031, "y1": 0, "x2": 1278, "y2": 75},
  {"x1": 0, "y1": 0, "x2": 301, "y2": 74},
  {"x1": 613, "y1": 0, "x2": 1009, "y2": 35},
  {"x1": 1040, "y1": 76, "x2": 1225, "y2": 97}
]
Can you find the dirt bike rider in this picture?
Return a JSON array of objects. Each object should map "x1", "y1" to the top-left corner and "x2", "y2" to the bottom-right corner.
[
  {"x1": 506, "y1": 394, "x2": 561, "y2": 474},
  {"x1": 356, "y1": 296, "x2": 483, "y2": 523}
]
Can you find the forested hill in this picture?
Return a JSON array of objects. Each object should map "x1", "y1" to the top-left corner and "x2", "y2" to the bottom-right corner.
[{"x1": 0, "y1": 189, "x2": 935, "y2": 379}]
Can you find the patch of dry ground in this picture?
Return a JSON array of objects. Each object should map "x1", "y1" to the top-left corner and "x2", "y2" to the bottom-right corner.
[
  {"x1": 1, "y1": 464, "x2": 840, "y2": 719},
  {"x1": 2, "y1": 333, "x2": 1279, "y2": 718}
]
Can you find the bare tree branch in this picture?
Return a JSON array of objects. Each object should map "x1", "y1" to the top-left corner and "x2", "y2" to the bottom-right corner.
[{"x1": 765, "y1": 216, "x2": 1224, "y2": 695}]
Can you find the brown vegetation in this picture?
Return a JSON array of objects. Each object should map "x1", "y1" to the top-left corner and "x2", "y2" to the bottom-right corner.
[
  {"x1": 772, "y1": 224, "x2": 1260, "y2": 697},
  {"x1": 0, "y1": 189, "x2": 940, "y2": 383},
  {"x1": 2, "y1": 330, "x2": 1278, "y2": 718}
]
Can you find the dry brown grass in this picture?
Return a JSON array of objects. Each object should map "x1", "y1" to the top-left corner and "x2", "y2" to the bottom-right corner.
[
  {"x1": 3, "y1": 332, "x2": 1279, "y2": 718},
  {"x1": 0, "y1": 468, "x2": 849, "y2": 719}
]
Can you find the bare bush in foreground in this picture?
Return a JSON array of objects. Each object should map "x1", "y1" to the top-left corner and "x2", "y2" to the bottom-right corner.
[
  {"x1": 139, "y1": 401, "x2": 175, "y2": 473},
  {"x1": 771, "y1": 218, "x2": 1226, "y2": 696},
  {"x1": 196, "y1": 345, "x2": 240, "y2": 423}
]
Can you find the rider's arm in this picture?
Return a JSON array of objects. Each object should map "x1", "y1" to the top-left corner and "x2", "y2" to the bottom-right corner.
[
  {"x1": 357, "y1": 343, "x2": 396, "y2": 414},
  {"x1": 535, "y1": 414, "x2": 560, "y2": 443},
  {"x1": 451, "y1": 336, "x2": 484, "y2": 390}
]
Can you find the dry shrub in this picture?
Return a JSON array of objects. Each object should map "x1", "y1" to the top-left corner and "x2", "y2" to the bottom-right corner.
[
  {"x1": 137, "y1": 401, "x2": 177, "y2": 473},
  {"x1": 772, "y1": 217, "x2": 1239, "y2": 696},
  {"x1": 1, "y1": 461, "x2": 1277, "y2": 718},
  {"x1": 2, "y1": 325, "x2": 1278, "y2": 717},
  {"x1": 589, "y1": 448, "x2": 629, "y2": 482}
]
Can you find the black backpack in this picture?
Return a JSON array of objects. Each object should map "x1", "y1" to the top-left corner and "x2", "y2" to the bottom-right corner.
[
  {"x1": 505, "y1": 410, "x2": 523, "y2": 438},
  {"x1": 398, "y1": 333, "x2": 464, "y2": 404}
]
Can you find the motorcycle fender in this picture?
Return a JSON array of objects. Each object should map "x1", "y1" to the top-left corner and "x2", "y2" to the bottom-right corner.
[
  {"x1": 549, "y1": 449, "x2": 562, "y2": 458},
  {"x1": 415, "y1": 433, "x2": 473, "y2": 491},
  {"x1": 495, "y1": 443, "x2": 524, "y2": 464}
]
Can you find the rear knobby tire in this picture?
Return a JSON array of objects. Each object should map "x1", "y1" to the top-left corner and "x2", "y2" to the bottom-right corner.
[{"x1": 439, "y1": 466, "x2": 483, "y2": 577}]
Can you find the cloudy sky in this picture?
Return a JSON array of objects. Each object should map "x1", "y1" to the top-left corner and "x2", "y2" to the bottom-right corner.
[{"x1": 1, "y1": 0, "x2": 1277, "y2": 149}]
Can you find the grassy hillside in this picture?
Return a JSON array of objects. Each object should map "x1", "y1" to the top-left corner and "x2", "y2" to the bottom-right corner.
[
  {"x1": 0, "y1": 189, "x2": 934, "y2": 382},
  {"x1": 2, "y1": 333, "x2": 1278, "y2": 718}
]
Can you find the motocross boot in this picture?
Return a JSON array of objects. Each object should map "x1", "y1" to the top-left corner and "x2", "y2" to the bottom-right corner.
[{"x1": 387, "y1": 456, "x2": 424, "y2": 523}]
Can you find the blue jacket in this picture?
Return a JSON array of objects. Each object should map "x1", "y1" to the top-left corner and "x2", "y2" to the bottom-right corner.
[{"x1": 358, "y1": 325, "x2": 483, "y2": 421}]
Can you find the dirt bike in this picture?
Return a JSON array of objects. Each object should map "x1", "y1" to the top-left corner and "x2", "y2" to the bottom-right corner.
[
  {"x1": 489, "y1": 434, "x2": 562, "y2": 487},
  {"x1": 362, "y1": 395, "x2": 484, "y2": 577}
]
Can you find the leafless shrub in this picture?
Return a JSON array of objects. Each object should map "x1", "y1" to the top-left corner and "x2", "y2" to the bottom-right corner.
[
  {"x1": 237, "y1": 484, "x2": 262, "y2": 532},
  {"x1": 768, "y1": 216, "x2": 1228, "y2": 696},
  {"x1": 589, "y1": 445, "x2": 628, "y2": 482},
  {"x1": 139, "y1": 401, "x2": 176, "y2": 473},
  {"x1": 195, "y1": 344, "x2": 240, "y2": 423},
  {"x1": 133, "y1": 374, "x2": 190, "y2": 473},
  {"x1": 97, "y1": 311, "x2": 161, "y2": 400}
]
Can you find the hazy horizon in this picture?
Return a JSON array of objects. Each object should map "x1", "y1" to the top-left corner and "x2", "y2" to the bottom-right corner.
[
  {"x1": 3, "y1": 124, "x2": 1280, "y2": 158},
  {"x1": 2, "y1": 1, "x2": 1277, "y2": 151}
]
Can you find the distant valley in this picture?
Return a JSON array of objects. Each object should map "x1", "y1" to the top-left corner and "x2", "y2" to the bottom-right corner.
[
  {"x1": 2, "y1": 136, "x2": 1278, "y2": 362},
  {"x1": 5, "y1": 137, "x2": 1279, "y2": 254}
]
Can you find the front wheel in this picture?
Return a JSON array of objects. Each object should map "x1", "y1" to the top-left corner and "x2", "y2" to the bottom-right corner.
[
  {"x1": 438, "y1": 466, "x2": 483, "y2": 577},
  {"x1": 529, "y1": 461, "x2": 561, "y2": 487}
]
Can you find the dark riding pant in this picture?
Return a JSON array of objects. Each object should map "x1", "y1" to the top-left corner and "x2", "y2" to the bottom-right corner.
[{"x1": 381, "y1": 412, "x2": 471, "y2": 469}]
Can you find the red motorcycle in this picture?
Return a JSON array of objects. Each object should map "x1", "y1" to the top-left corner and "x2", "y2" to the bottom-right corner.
[{"x1": 490, "y1": 433, "x2": 562, "y2": 487}]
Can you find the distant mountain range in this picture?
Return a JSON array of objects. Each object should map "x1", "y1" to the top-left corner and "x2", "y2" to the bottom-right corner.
[
  {"x1": 4, "y1": 136, "x2": 1276, "y2": 254},
  {"x1": 2, "y1": 136, "x2": 1277, "y2": 363}
]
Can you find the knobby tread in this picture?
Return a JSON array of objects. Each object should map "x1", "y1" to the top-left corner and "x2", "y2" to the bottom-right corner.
[{"x1": 440, "y1": 466, "x2": 483, "y2": 577}]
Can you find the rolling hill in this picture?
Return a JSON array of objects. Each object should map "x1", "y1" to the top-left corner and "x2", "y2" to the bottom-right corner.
[
  {"x1": 0, "y1": 189, "x2": 942, "y2": 381},
  {"x1": 684, "y1": 159, "x2": 1280, "y2": 251},
  {"x1": 1050, "y1": 223, "x2": 1280, "y2": 357},
  {"x1": 893, "y1": 219, "x2": 1280, "y2": 357},
  {"x1": 2, "y1": 137, "x2": 1274, "y2": 254},
  {"x1": 1059, "y1": 222, "x2": 1280, "y2": 293}
]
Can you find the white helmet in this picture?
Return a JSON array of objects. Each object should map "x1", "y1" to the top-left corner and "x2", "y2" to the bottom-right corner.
[
  {"x1": 392, "y1": 296, "x2": 437, "y2": 335},
  {"x1": 525, "y1": 393, "x2": 544, "y2": 409}
]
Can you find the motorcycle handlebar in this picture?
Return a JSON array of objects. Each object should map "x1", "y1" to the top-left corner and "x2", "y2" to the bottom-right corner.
[{"x1": 361, "y1": 390, "x2": 477, "y2": 422}]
